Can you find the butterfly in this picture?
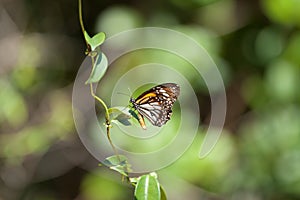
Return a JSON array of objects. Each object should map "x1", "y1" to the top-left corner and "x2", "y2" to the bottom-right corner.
[{"x1": 129, "y1": 83, "x2": 180, "y2": 129}]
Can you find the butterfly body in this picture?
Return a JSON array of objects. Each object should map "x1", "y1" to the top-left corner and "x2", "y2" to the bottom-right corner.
[{"x1": 130, "y1": 83, "x2": 180, "y2": 129}]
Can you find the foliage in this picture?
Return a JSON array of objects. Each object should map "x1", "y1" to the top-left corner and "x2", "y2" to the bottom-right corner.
[{"x1": 0, "y1": 0, "x2": 300, "y2": 199}]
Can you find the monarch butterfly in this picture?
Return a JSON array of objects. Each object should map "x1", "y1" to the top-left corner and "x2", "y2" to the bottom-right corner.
[{"x1": 129, "y1": 83, "x2": 180, "y2": 129}]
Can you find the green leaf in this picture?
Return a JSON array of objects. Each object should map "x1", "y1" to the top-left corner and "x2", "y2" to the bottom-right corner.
[
  {"x1": 85, "y1": 52, "x2": 108, "y2": 84},
  {"x1": 134, "y1": 173, "x2": 160, "y2": 200},
  {"x1": 103, "y1": 155, "x2": 128, "y2": 166},
  {"x1": 92, "y1": 32, "x2": 106, "y2": 47},
  {"x1": 109, "y1": 107, "x2": 132, "y2": 126},
  {"x1": 110, "y1": 165, "x2": 129, "y2": 177},
  {"x1": 103, "y1": 155, "x2": 131, "y2": 176},
  {"x1": 115, "y1": 113, "x2": 131, "y2": 126},
  {"x1": 84, "y1": 31, "x2": 92, "y2": 43},
  {"x1": 160, "y1": 186, "x2": 167, "y2": 200},
  {"x1": 84, "y1": 31, "x2": 106, "y2": 51}
]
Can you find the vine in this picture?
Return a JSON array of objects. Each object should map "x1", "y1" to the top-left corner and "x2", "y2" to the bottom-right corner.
[{"x1": 77, "y1": 0, "x2": 166, "y2": 199}]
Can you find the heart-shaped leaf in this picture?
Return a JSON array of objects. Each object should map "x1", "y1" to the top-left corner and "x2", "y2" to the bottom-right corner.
[
  {"x1": 84, "y1": 31, "x2": 106, "y2": 51},
  {"x1": 85, "y1": 52, "x2": 108, "y2": 84}
]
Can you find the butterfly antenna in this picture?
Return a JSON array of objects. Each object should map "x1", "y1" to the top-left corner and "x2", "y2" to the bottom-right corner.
[
  {"x1": 116, "y1": 91, "x2": 134, "y2": 110},
  {"x1": 116, "y1": 91, "x2": 130, "y2": 97},
  {"x1": 127, "y1": 87, "x2": 132, "y2": 96}
]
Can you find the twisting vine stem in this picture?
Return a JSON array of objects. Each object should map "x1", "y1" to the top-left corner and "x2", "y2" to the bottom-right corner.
[
  {"x1": 78, "y1": 0, "x2": 119, "y2": 158},
  {"x1": 77, "y1": 1, "x2": 164, "y2": 199},
  {"x1": 78, "y1": 0, "x2": 87, "y2": 48}
]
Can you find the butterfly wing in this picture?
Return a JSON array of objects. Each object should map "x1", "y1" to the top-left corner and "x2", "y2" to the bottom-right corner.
[{"x1": 131, "y1": 83, "x2": 180, "y2": 127}]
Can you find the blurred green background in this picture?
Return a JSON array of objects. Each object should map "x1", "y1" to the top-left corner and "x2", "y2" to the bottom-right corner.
[{"x1": 1, "y1": 0, "x2": 300, "y2": 199}]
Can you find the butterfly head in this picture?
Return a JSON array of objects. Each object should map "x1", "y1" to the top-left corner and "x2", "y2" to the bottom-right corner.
[{"x1": 129, "y1": 97, "x2": 136, "y2": 105}]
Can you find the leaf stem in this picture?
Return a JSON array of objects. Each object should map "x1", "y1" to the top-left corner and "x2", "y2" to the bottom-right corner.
[{"x1": 89, "y1": 56, "x2": 119, "y2": 159}]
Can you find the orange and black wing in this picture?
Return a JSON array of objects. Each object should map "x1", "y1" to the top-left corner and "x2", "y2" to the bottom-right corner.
[{"x1": 130, "y1": 83, "x2": 180, "y2": 129}]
